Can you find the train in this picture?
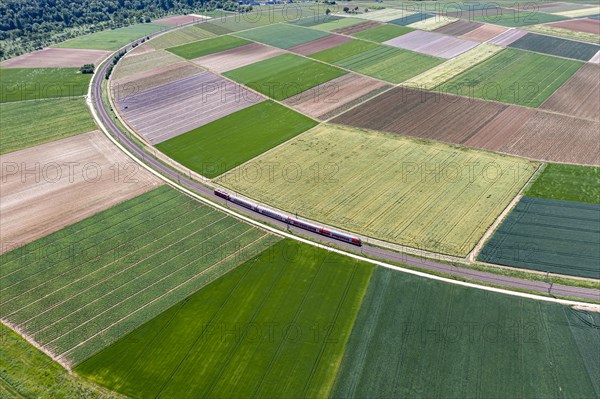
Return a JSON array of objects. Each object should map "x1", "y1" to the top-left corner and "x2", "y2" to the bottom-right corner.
[{"x1": 214, "y1": 189, "x2": 362, "y2": 246}]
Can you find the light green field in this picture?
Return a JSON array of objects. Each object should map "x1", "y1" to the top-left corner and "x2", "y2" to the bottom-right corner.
[
  {"x1": 112, "y1": 49, "x2": 183, "y2": 80},
  {"x1": 0, "y1": 67, "x2": 92, "y2": 103},
  {"x1": 148, "y1": 25, "x2": 216, "y2": 49},
  {"x1": 440, "y1": 48, "x2": 583, "y2": 107},
  {"x1": 234, "y1": 24, "x2": 329, "y2": 49},
  {"x1": 166, "y1": 35, "x2": 250, "y2": 59},
  {"x1": 310, "y1": 17, "x2": 365, "y2": 31},
  {"x1": 0, "y1": 98, "x2": 96, "y2": 154},
  {"x1": 310, "y1": 40, "x2": 380, "y2": 63},
  {"x1": 403, "y1": 44, "x2": 503, "y2": 89},
  {"x1": 54, "y1": 23, "x2": 170, "y2": 50},
  {"x1": 526, "y1": 163, "x2": 600, "y2": 204},
  {"x1": 75, "y1": 240, "x2": 373, "y2": 399},
  {"x1": 217, "y1": 124, "x2": 537, "y2": 256},
  {"x1": 474, "y1": 11, "x2": 567, "y2": 27},
  {"x1": 527, "y1": 24, "x2": 600, "y2": 44},
  {"x1": 352, "y1": 24, "x2": 413, "y2": 42}
]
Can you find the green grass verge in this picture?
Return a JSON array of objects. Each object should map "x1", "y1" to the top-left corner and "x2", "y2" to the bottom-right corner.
[
  {"x1": 234, "y1": 24, "x2": 330, "y2": 49},
  {"x1": 474, "y1": 10, "x2": 568, "y2": 27},
  {"x1": 0, "y1": 97, "x2": 96, "y2": 154},
  {"x1": 333, "y1": 267, "x2": 600, "y2": 397},
  {"x1": 156, "y1": 101, "x2": 318, "y2": 178},
  {"x1": 309, "y1": 40, "x2": 380, "y2": 64},
  {"x1": 75, "y1": 239, "x2": 374, "y2": 399},
  {"x1": 54, "y1": 23, "x2": 170, "y2": 50},
  {"x1": 223, "y1": 53, "x2": 346, "y2": 100},
  {"x1": 352, "y1": 24, "x2": 413, "y2": 42},
  {"x1": 166, "y1": 35, "x2": 250, "y2": 59},
  {"x1": 440, "y1": 48, "x2": 583, "y2": 107},
  {"x1": 526, "y1": 163, "x2": 600, "y2": 204},
  {"x1": 0, "y1": 68, "x2": 92, "y2": 103}
]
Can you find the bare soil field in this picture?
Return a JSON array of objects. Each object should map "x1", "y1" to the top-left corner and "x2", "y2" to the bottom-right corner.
[
  {"x1": 461, "y1": 24, "x2": 509, "y2": 41},
  {"x1": 590, "y1": 50, "x2": 600, "y2": 63},
  {"x1": 541, "y1": 63, "x2": 600, "y2": 121},
  {"x1": 282, "y1": 73, "x2": 390, "y2": 119},
  {"x1": 112, "y1": 49, "x2": 183, "y2": 81},
  {"x1": 0, "y1": 131, "x2": 161, "y2": 253},
  {"x1": 332, "y1": 20, "x2": 383, "y2": 35},
  {"x1": 154, "y1": 15, "x2": 208, "y2": 25},
  {"x1": 0, "y1": 48, "x2": 111, "y2": 68},
  {"x1": 287, "y1": 34, "x2": 354, "y2": 56},
  {"x1": 434, "y1": 20, "x2": 482, "y2": 36},
  {"x1": 384, "y1": 30, "x2": 479, "y2": 59},
  {"x1": 126, "y1": 44, "x2": 156, "y2": 57},
  {"x1": 192, "y1": 42, "x2": 285, "y2": 73},
  {"x1": 118, "y1": 71, "x2": 263, "y2": 144},
  {"x1": 547, "y1": 18, "x2": 600, "y2": 35},
  {"x1": 488, "y1": 29, "x2": 528, "y2": 45}
]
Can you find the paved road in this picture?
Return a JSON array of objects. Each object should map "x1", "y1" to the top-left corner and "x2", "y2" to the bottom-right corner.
[{"x1": 90, "y1": 27, "x2": 600, "y2": 303}]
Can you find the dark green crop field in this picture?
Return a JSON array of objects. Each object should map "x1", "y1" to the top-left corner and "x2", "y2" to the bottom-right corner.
[
  {"x1": 310, "y1": 40, "x2": 380, "y2": 64},
  {"x1": 333, "y1": 267, "x2": 600, "y2": 398},
  {"x1": 526, "y1": 163, "x2": 600, "y2": 204},
  {"x1": 0, "y1": 68, "x2": 92, "y2": 103},
  {"x1": 54, "y1": 23, "x2": 170, "y2": 50},
  {"x1": 508, "y1": 33, "x2": 600, "y2": 61},
  {"x1": 75, "y1": 240, "x2": 374, "y2": 399},
  {"x1": 478, "y1": 196, "x2": 600, "y2": 278},
  {"x1": 234, "y1": 24, "x2": 329, "y2": 49},
  {"x1": 352, "y1": 24, "x2": 413, "y2": 43},
  {"x1": 156, "y1": 101, "x2": 317, "y2": 178},
  {"x1": 166, "y1": 35, "x2": 250, "y2": 59}
]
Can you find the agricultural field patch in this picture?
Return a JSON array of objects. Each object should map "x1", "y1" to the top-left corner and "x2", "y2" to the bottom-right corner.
[
  {"x1": 552, "y1": 6, "x2": 600, "y2": 18},
  {"x1": 352, "y1": 24, "x2": 413, "y2": 42},
  {"x1": 473, "y1": 10, "x2": 567, "y2": 27},
  {"x1": 440, "y1": 48, "x2": 583, "y2": 107},
  {"x1": 192, "y1": 42, "x2": 285, "y2": 72},
  {"x1": 525, "y1": 163, "x2": 600, "y2": 204},
  {"x1": 508, "y1": 33, "x2": 600, "y2": 61},
  {"x1": 488, "y1": 28, "x2": 528, "y2": 45},
  {"x1": 461, "y1": 24, "x2": 509, "y2": 41},
  {"x1": 287, "y1": 35, "x2": 354, "y2": 56},
  {"x1": 526, "y1": 24, "x2": 600, "y2": 44},
  {"x1": 389, "y1": 13, "x2": 434, "y2": 26},
  {"x1": 154, "y1": 14, "x2": 210, "y2": 25},
  {"x1": 0, "y1": 131, "x2": 161, "y2": 253},
  {"x1": 118, "y1": 71, "x2": 263, "y2": 144},
  {"x1": 310, "y1": 17, "x2": 365, "y2": 32},
  {"x1": 0, "y1": 186, "x2": 279, "y2": 366},
  {"x1": 234, "y1": 24, "x2": 329, "y2": 49},
  {"x1": 522, "y1": 2, "x2": 596, "y2": 14},
  {"x1": 0, "y1": 48, "x2": 111, "y2": 68},
  {"x1": 197, "y1": 6, "x2": 313, "y2": 32},
  {"x1": 288, "y1": 15, "x2": 343, "y2": 27},
  {"x1": 0, "y1": 67, "x2": 92, "y2": 103},
  {"x1": 217, "y1": 124, "x2": 536, "y2": 257},
  {"x1": 407, "y1": 16, "x2": 457, "y2": 31},
  {"x1": 126, "y1": 43, "x2": 155, "y2": 56},
  {"x1": 384, "y1": 30, "x2": 479, "y2": 59},
  {"x1": 591, "y1": 50, "x2": 600, "y2": 63},
  {"x1": 156, "y1": 101, "x2": 317, "y2": 178},
  {"x1": 354, "y1": 8, "x2": 417, "y2": 23},
  {"x1": 478, "y1": 197, "x2": 600, "y2": 278},
  {"x1": 75, "y1": 239, "x2": 372, "y2": 399},
  {"x1": 223, "y1": 53, "x2": 346, "y2": 101},
  {"x1": 198, "y1": 21, "x2": 234, "y2": 35},
  {"x1": 112, "y1": 49, "x2": 183, "y2": 81},
  {"x1": 331, "y1": 20, "x2": 383, "y2": 35},
  {"x1": 333, "y1": 267, "x2": 600, "y2": 397},
  {"x1": 547, "y1": 18, "x2": 600, "y2": 35},
  {"x1": 54, "y1": 23, "x2": 170, "y2": 50},
  {"x1": 433, "y1": 19, "x2": 482, "y2": 36},
  {"x1": 166, "y1": 35, "x2": 250, "y2": 59},
  {"x1": 309, "y1": 39, "x2": 380, "y2": 63},
  {"x1": 148, "y1": 24, "x2": 216, "y2": 49},
  {"x1": 540, "y1": 63, "x2": 600, "y2": 121},
  {"x1": 0, "y1": 97, "x2": 96, "y2": 154}
]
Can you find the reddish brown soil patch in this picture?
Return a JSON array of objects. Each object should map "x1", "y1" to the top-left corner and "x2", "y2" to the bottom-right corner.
[
  {"x1": 287, "y1": 34, "x2": 354, "y2": 56},
  {"x1": 1, "y1": 48, "x2": 111, "y2": 68},
  {"x1": 547, "y1": 18, "x2": 600, "y2": 35},
  {"x1": 461, "y1": 24, "x2": 508, "y2": 42},
  {"x1": 332, "y1": 21, "x2": 383, "y2": 35},
  {"x1": 192, "y1": 42, "x2": 285, "y2": 73},
  {"x1": 434, "y1": 20, "x2": 483, "y2": 36}
]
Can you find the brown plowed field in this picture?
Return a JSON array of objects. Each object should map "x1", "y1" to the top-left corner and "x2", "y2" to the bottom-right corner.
[
  {"x1": 0, "y1": 131, "x2": 162, "y2": 253},
  {"x1": 126, "y1": 43, "x2": 156, "y2": 57},
  {"x1": 547, "y1": 18, "x2": 600, "y2": 35},
  {"x1": 434, "y1": 20, "x2": 482, "y2": 36},
  {"x1": 287, "y1": 34, "x2": 354, "y2": 56},
  {"x1": 540, "y1": 63, "x2": 600, "y2": 121},
  {"x1": 460, "y1": 24, "x2": 508, "y2": 41},
  {"x1": 0, "y1": 48, "x2": 111, "y2": 68},
  {"x1": 332, "y1": 20, "x2": 383, "y2": 35},
  {"x1": 192, "y1": 42, "x2": 285, "y2": 73},
  {"x1": 282, "y1": 73, "x2": 390, "y2": 119},
  {"x1": 332, "y1": 87, "x2": 600, "y2": 165},
  {"x1": 154, "y1": 15, "x2": 207, "y2": 25}
]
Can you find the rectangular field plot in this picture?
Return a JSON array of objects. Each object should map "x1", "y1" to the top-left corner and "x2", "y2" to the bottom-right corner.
[
  {"x1": 333, "y1": 267, "x2": 600, "y2": 398},
  {"x1": 148, "y1": 25, "x2": 216, "y2": 49},
  {"x1": 75, "y1": 240, "x2": 373, "y2": 398},
  {"x1": 54, "y1": 23, "x2": 170, "y2": 50},
  {"x1": 433, "y1": 20, "x2": 482, "y2": 36},
  {"x1": 0, "y1": 48, "x2": 111, "y2": 68},
  {"x1": 389, "y1": 13, "x2": 434, "y2": 26},
  {"x1": 118, "y1": 71, "x2": 263, "y2": 144},
  {"x1": 525, "y1": 163, "x2": 600, "y2": 205},
  {"x1": 488, "y1": 28, "x2": 527, "y2": 46},
  {"x1": 331, "y1": 20, "x2": 383, "y2": 35},
  {"x1": 354, "y1": 9, "x2": 417, "y2": 23},
  {"x1": 234, "y1": 24, "x2": 329, "y2": 49},
  {"x1": 527, "y1": 24, "x2": 600, "y2": 44},
  {"x1": 473, "y1": 10, "x2": 567, "y2": 27},
  {"x1": 191, "y1": 42, "x2": 285, "y2": 73},
  {"x1": 384, "y1": 30, "x2": 479, "y2": 59},
  {"x1": 311, "y1": 17, "x2": 365, "y2": 32},
  {"x1": 440, "y1": 48, "x2": 583, "y2": 107},
  {"x1": 309, "y1": 40, "x2": 380, "y2": 64},
  {"x1": 223, "y1": 53, "x2": 346, "y2": 101},
  {"x1": 460, "y1": 24, "x2": 508, "y2": 41},
  {"x1": 112, "y1": 49, "x2": 183, "y2": 81},
  {"x1": 288, "y1": 35, "x2": 354, "y2": 56},
  {"x1": 0, "y1": 68, "x2": 92, "y2": 103},
  {"x1": 478, "y1": 196, "x2": 600, "y2": 278},
  {"x1": 508, "y1": 33, "x2": 600, "y2": 61},
  {"x1": 547, "y1": 18, "x2": 600, "y2": 35},
  {"x1": 217, "y1": 124, "x2": 536, "y2": 256},
  {"x1": 0, "y1": 186, "x2": 280, "y2": 367},
  {"x1": 156, "y1": 101, "x2": 317, "y2": 178},
  {"x1": 166, "y1": 35, "x2": 250, "y2": 59},
  {"x1": 352, "y1": 24, "x2": 413, "y2": 42}
]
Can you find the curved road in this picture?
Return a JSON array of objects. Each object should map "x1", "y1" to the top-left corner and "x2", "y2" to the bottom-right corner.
[{"x1": 90, "y1": 26, "x2": 599, "y2": 302}]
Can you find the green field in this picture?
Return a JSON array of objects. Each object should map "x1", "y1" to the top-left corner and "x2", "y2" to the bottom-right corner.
[
  {"x1": 0, "y1": 187, "x2": 279, "y2": 366},
  {"x1": 217, "y1": 124, "x2": 537, "y2": 256},
  {"x1": 332, "y1": 45, "x2": 444, "y2": 83},
  {"x1": 0, "y1": 98, "x2": 96, "y2": 154},
  {"x1": 440, "y1": 48, "x2": 583, "y2": 107},
  {"x1": 474, "y1": 10, "x2": 567, "y2": 27},
  {"x1": 0, "y1": 68, "x2": 92, "y2": 103},
  {"x1": 352, "y1": 24, "x2": 413, "y2": 42},
  {"x1": 166, "y1": 35, "x2": 250, "y2": 59},
  {"x1": 234, "y1": 24, "x2": 329, "y2": 49},
  {"x1": 148, "y1": 25, "x2": 216, "y2": 49},
  {"x1": 526, "y1": 163, "x2": 600, "y2": 204},
  {"x1": 310, "y1": 17, "x2": 365, "y2": 31},
  {"x1": 112, "y1": 50, "x2": 183, "y2": 80},
  {"x1": 310, "y1": 40, "x2": 380, "y2": 64},
  {"x1": 156, "y1": 101, "x2": 317, "y2": 178},
  {"x1": 224, "y1": 53, "x2": 346, "y2": 100},
  {"x1": 54, "y1": 23, "x2": 170, "y2": 50},
  {"x1": 75, "y1": 240, "x2": 373, "y2": 399},
  {"x1": 0, "y1": 324, "x2": 120, "y2": 399},
  {"x1": 333, "y1": 267, "x2": 600, "y2": 397},
  {"x1": 200, "y1": 5, "x2": 316, "y2": 32}
]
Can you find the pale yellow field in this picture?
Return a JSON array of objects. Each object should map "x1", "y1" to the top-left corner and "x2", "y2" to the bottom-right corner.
[
  {"x1": 402, "y1": 44, "x2": 503, "y2": 89},
  {"x1": 526, "y1": 25, "x2": 600, "y2": 44},
  {"x1": 553, "y1": 6, "x2": 600, "y2": 17},
  {"x1": 408, "y1": 17, "x2": 457, "y2": 31},
  {"x1": 112, "y1": 49, "x2": 183, "y2": 80},
  {"x1": 352, "y1": 9, "x2": 417, "y2": 22},
  {"x1": 217, "y1": 124, "x2": 537, "y2": 256}
]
